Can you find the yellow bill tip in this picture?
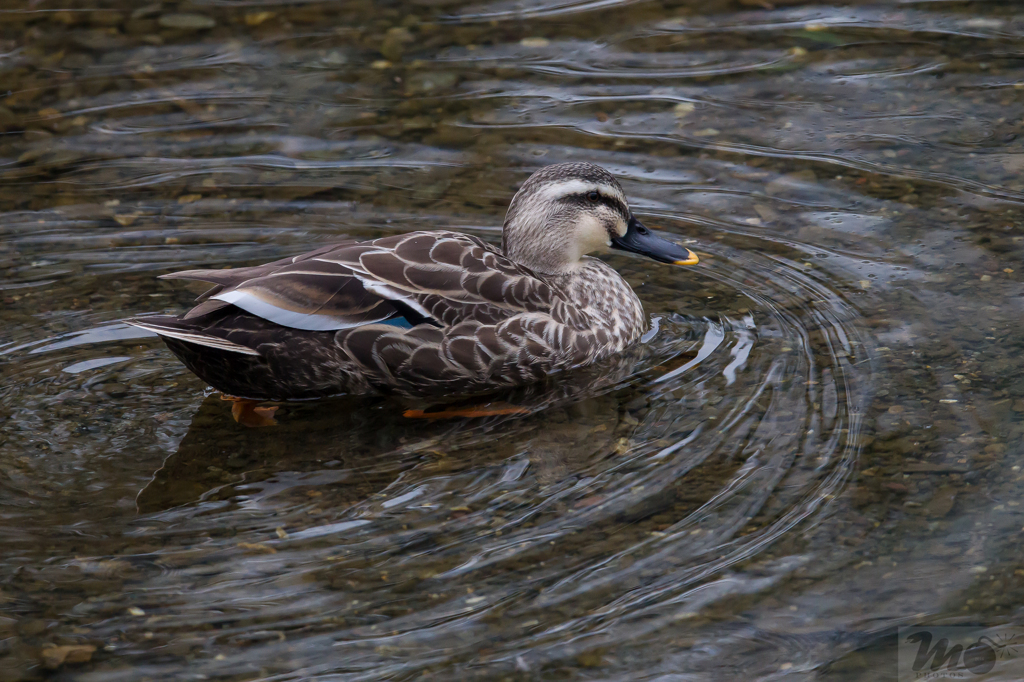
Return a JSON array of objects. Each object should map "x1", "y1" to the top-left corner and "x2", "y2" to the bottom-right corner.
[{"x1": 673, "y1": 250, "x2": 699, "y2": 266}]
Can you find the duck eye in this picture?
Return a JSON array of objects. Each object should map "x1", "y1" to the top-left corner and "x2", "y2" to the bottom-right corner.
[{"x1": 586, "y1": 191, "x2": 600, "y2": 203}]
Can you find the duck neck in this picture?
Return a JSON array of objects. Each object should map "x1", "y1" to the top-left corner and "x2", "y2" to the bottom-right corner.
[{"x1": 502, "y1": 203, "x2": 585, "y2": 275}]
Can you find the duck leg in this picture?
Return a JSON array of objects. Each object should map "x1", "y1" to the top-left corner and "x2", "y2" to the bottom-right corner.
[
  {"x1": 221, "y1": 395, "x2": 279, "y2": 427},
  {"x1": 403, "y1": 402, "x2": 531, "y2": 419}
]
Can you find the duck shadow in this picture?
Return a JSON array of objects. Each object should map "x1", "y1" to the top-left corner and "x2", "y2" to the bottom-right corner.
[
  {"x1": 137, "y1": 328, "x2": 702, "y2": 514},
  {"x1": 136, "y1": 395, "x2": 420, "y2": 513}
]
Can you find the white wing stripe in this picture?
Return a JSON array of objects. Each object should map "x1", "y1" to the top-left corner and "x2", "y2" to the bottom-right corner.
[
  {"x1": 355, "y1": 276, "x2": 435, "y2": 321},
  {"x1": 211, "y1": 290, "x2": 374, "y2": 331}
]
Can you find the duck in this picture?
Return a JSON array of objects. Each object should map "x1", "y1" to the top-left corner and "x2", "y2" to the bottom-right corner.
[{"x1": 129, "y1": 162, "x2": 698, "y2": 411}]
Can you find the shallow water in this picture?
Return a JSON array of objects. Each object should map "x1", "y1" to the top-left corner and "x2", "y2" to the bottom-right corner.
[{"x1": 1, "y1": 0, "x2": 1023, "y2": 679}]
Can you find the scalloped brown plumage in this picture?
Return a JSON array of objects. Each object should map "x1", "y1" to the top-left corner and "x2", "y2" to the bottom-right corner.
[{"x1": 130, "y1": 231, "x2": 640, "y2": 400}]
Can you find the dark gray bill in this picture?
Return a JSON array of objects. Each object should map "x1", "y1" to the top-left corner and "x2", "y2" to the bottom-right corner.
[{"x1": 611, "y1": 216, "x2": 699, "y2": 265}]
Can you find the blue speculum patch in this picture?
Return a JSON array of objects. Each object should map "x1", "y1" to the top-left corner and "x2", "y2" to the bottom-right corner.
[{"x1": 379, "y1": 316, "x2": 414, "y2": 329}]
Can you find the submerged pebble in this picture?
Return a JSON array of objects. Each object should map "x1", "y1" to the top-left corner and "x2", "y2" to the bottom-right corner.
[{"x1": 158, "y1": 13, "x2": 216, "y2": 30}]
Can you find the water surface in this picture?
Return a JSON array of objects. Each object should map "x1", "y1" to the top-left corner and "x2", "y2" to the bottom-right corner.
[{"x1": 1, "y1": 0, "x2": 1023, "y2": 679}]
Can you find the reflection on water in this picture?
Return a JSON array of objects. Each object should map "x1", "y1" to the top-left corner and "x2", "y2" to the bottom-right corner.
[{"x1": 0, "y1": 0, "x2": 1022, "y2": 680}]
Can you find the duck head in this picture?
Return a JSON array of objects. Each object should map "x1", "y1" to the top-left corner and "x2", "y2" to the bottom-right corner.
[{"x1": 501, "y1": 162, "x2": 699, "y2": 275}]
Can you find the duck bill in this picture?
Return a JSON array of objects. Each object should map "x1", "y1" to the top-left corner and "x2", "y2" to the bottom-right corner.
[{"x1": 611, "y1": 217, "x2": 699, "y2": 266}]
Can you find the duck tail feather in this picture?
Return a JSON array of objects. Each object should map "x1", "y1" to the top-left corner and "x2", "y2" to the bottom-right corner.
[
  {"x1": 159, "y1": 268, "x2": 259, "y2": 286},
  {"x1": 126, "y1": 317, "x2": 260, "y2": 356}
]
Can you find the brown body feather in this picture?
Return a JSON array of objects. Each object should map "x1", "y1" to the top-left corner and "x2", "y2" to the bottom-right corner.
[{"x1": 131, "y1": 231, "x2": 645, "y2": 401}]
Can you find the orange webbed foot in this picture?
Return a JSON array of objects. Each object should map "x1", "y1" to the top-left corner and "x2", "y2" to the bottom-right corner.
[{"x1": 221, "y1": 395, "x2": 279, "y2": 427}]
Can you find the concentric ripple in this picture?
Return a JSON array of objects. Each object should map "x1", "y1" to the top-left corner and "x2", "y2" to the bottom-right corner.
[
  {"x1": 2, "y1": 0, "x2": 1023, "y2": 680},
  {"x1": 0, "y1": 198, "x2": 874, "y2": 678}
]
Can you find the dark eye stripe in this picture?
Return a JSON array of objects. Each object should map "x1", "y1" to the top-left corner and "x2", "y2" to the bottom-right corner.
[{"x1": 561, "y1": 192, "x2": 629, "y2": 220}]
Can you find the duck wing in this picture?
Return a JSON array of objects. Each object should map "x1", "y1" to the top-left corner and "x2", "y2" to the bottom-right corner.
[
  {"x1": 317, "y1": 231, "x2": 563, "y2": 326},
  {"x1": 135, "y1": 231, "x2": 569, "y2": 345},
  {"x1": 158, "y1": 240, "x2": 398, "y2": 330}
]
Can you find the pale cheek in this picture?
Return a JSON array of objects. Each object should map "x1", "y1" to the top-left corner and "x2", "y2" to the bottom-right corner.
[{"x1": 576, "y1": 215, "x2": 612, "y2": 255}]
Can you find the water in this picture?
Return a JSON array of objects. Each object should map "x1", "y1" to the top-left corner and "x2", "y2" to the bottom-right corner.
[{"x1": 0, "y1": 1, "x2": 1022, "y2": 679}]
